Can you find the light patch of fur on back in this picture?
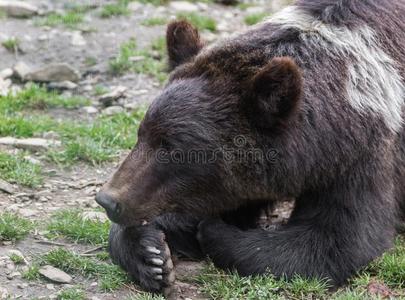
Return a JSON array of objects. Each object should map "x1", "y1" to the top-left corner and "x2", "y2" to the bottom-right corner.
[{"x1": 266, "y1": 6, "x2": 404, "y2": 132}]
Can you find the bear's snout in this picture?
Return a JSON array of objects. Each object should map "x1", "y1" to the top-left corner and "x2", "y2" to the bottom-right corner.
[{"x1": 95, "y1": 191, "x2": 123, "y2": 223}]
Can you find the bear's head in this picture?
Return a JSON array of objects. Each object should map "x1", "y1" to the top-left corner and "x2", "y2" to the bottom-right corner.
[{"x1": 96, "y1": 21, "x2": 302, "y2": 226}]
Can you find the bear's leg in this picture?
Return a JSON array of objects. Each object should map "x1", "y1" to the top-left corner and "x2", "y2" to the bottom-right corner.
[
  {"x1": 108, "y1": 213, "x2": 202, "y2": 293},
  {"x1": 198, "y1": 183, "x2": 396, "y2": 286},
  {"x1": 109, "y1": 223, "x2": 175, "y2": 293}
]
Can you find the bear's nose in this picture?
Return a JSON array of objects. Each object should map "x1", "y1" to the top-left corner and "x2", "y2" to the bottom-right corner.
[{"x1": 95, "y1": 192, "x2": 122, "y2": 223}]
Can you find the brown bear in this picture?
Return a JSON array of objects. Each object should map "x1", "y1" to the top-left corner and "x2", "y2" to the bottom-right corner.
[{"x1": 96, "y1": 0, "x2": 405, "y2": 294}]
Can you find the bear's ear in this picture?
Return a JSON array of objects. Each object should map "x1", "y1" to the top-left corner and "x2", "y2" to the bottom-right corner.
[
  {"x1": 166, "y1": 20, "x2": 204, "y2": 71},
  {"x1": 249, "y1": 57, "x2": 302, "y2": 130}
]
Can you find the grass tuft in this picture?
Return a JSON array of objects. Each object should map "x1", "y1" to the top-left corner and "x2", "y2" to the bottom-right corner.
[
  {"x1": 40, "y1": 248, "x2": 128, "y2": 291},
  {"x1": 0, "y1": 84, "x2": 89, "y2": 113},
  {"x1": 57, "y1": 287, "x2": 85, "y2": 300},
  {"x1": 141, "y1": 17, "x2": 166, "y2": 26},
  {"x1": 0, "y1": 152, "x2": 43, "y2": 187},
  {"x1": 176, "y1": 12, "x2": 217, "y2": 32},
  {"x1": 47, "y1": 209, "x2": 110, "y2": 245},
  {"x1": 109, "y1": 37, "x2": 168, "y2": 83},
  {"x1": 22, "y1": 264, "x2": 41, "y2": 280},
  {"x1": 2, "y1": 37, "x2": 20, "y2": 52},
  {"x1": 244, "y1": 13, "x2": 268, "y2": 25},
  {"x1": 9, "y1": 253, "x2": 25, "y2": 264},
  {"x1": 0, "y1": 213, "x2": 33, "y2": 241},
  {"x1": 38, "y1": 11, "x2": 84, "y2": 29},
  {"x1": 100, "y1": 0, "x2": 130, "y2": 18}
]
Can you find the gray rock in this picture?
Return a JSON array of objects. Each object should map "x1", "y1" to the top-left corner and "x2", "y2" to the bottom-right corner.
[
  {"x1": 169, "y1": 1, "x2": 199, "y2": 12},
  {"x1": 81, "y1": 211, "x2": 108, "y2": 223},
  {"x1": 0, "y1": 137, "x2": 61, "y2": 151},
  {"x1": 98, "y1": 86, "x2": 127, "y2": 106},
  {"x1": 18, "y1": 208, "x2": 37, "y2": 217},
  {"x1": 25, "y1": 63, "x2": 81, "y2": 83},
  {"x1": 8, "y1": 250, "x2": 25, "y2": 261},
  {"x1": 0, "y1": 1, "x2": 38, "y2": 18},
  {"x1": 7, "y1": 271, "x2": 21, "y2": 280},
  {"x1": 102, "y1": 106, "x2": 124, "y2": 116},
  {"x1": 81, "y1": 106, "x2": 98, "y2": 114},
  {"x1": 0, "y1": 286, "x2": 9, "y2": 299},
  {"x1": 0, "y1": 78, "x2": 11, "y2": 96},
  {"x1": 71, "y1": 31, "x2": 86, "y2": 46},
  {"x1": 48, "y1": 81, "x2": 78, "y2": 90},
  {"x1": 13, "y1": 61, "x2": 32, "y2": 81},
  {"x1": 0, "y1": 68, "x2": 13, "y2": 79},
  {"x1": 39, "y1": 265, "x2": 72, "y2": 284},
  {"x1": 0, "y1": 179, "x2": 15, "y2": 194}
]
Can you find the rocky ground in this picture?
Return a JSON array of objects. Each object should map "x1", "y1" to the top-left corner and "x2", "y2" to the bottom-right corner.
[{"x1": 0, "y1": 1, "x2": 404, "y2": 300}]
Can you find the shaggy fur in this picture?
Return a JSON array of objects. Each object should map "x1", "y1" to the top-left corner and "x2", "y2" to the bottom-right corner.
[{"x1": 98, "y1": 0, "x2": 405, "y2": 293}]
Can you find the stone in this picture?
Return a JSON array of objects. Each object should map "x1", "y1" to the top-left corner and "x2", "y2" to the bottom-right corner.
[
  {"x1": 102, "y1": 106, "x2": 124, "y2": 116},
  {"x1": 0, "y1": 137, "x2": 61, "y2": 151},
  {"x1": 81, "y1": 211, "x2": 108, "y2": 223},
  {"x1": 0, "y1": 78, "x2": 11, "y2": 96},
  {"x1": 0, "y1": 179, "x2": 15, "y2": 194},
  {"x1": 98, "y1": 86, "x2": 127, "y2": 106},
  {"x1": 128, "y1": 2, "x2": 143, "y2": 12},
  {"x1": 169, "y1": 1, "x2": 198, "y2": 12},
  {"x1": 129, "y1": 56, "x2": 145, "y2": 63},
  {"x1": 8, "y1": 250, "x2": 24, "y2": 261},
  {"x1": 0, "y1": 68, "x2": 13, "y2": 79},
  {"x1": 42, "y1": 131, "x2": 60, "y2": 140},
  {"x1": 25, "y1": 63, "x2": 81, "y2": 83},
  {"x1": 48, "y1": 81, "x2": 78, "y2": 90},
  {"x1": 39, "y1": 265, "x2": 72, "y2": 284},
  {"x1": 0, "y1": 1, "x2": 38, "y2": 18},
  {"x1": 0, "y1": 287, "x2": 9, "y2": 299},
  {"x1": 19, "y1": 208, "x2": 37, "y2": 217},
  {"x1": 81, "y1": 106, "x2": 98, "y2": 114},
  {"x1": 13, "y1": 61, "x2": 32, "y2": 81},
  {"x1": 7, "y1": 271, "x2": 21, "y2": 279},
  {"x1": 71, "y1": 31, "x2": 86, "y2": 46}
]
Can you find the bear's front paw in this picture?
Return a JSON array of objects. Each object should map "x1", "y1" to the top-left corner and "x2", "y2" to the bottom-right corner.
[{"x1": 109, "y1": 224, "x2": 175, "y2": 295}]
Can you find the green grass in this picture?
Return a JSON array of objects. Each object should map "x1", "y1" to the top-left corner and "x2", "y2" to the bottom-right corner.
[
  {"x1": 366, "y1": 236, "x2": 405, "y2": 288},
  {"x1": 84, "y1": 56, "x2": 97, "y2": 67},
  {"x1": 40, "y1": 248, "x2": 128, "y2": 291},
  {"x1": 0, "y1": 84, "x2": 144, "y2": 165},
  {"x1": 100, "y1": 0, "x2": 130, "y2": 18},
  {"x1": 244, "y1": 12, "x2": 269, "y2": 25},
  {"x1": 22, "y1": 264, "x2": 40, "y2": 280},
  {"x1": 127, "y1": 293, "x2": 165, "y2": 300},
  {"x1": 2, "y1": 37, "x2": 20, "y2": 52},
  {"x1": 109, "y1": 38, "x2": 138, "y2": 75},
  {"x1": 141, "y1": 17, "x2": 166, "y2": 26},
  {"x1": 177, "y1": 12, "x2": 217, "y2": 32},
  {"x1": 37, "y1": 11, "x2": 84, "y2": 29},
  {"x1": 198, "y1": 237, "x2": 405, "y2": 299},
  {"x1": 0, "y1": 84, "x2": 89, "y2": 113},
  {"x1": 137, "y1": 0, "x2": 168, "y2": 5},
  {"x1": 57, "y1": 287, "x2": 85, "y2": 300},
  {"x1": 9, "y1": 253, "x2": 25, "y2": 264},
  {"x1": 0, "y1": 213, "x2": 33, "y2": 241},
  {"x1": 47, "y1": 209, "x2": 110, "y2": 245},
  {"x1": 199, "y1": 264, "x2": 329, "y2": 300},
  {"x1": 109, "y1": 37, "x2": 168, "y2": 83},
  {"x1": 0, "y1": 152, "x2": 43, "y2": 187}
]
